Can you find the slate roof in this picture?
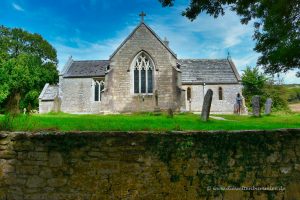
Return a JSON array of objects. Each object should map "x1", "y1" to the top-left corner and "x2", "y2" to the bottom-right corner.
[
  {"x1": 63, "y1": 60, "x2": 109, "y2": 78},
  {"x1": 39, "y1": 84, "x2": 58, "y2": 101},
  {"x1": 178, "y1": 59, "x2": 241, "y2": 84}
]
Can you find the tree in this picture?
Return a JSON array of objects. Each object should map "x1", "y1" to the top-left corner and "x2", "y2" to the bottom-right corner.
[
  {"x1": 241, "y1": 66, "x2": 267, "y2": 102},
  {"x1": 0, "y1": 26, "x2": 58, "y2": 113},
  {"x1": 158, "y1": 0, "x2": 300, "y2": 77},
  {"x1": 241, "y1": 66, "x2": 288, "y2": 111}
]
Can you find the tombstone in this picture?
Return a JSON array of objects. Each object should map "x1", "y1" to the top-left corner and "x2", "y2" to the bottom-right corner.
[
  {"x1": 265, "y1": 98, "x2": 272, "y2": 115},
  {"x1": 233, "y1": 103, "x2": 239, "y2": 114},
  {"x1": 251, "y1": 95, "x2": 261, "y2": 117},
  {"x1": 153, "y1": 90, "x2": 161, "y2": 113},
  {"x1": 201, "y1": 89, "x2": 213, "y2": 121},
  {"x1": 167, "y1": 108, "x2": 173, "y2": 118}
]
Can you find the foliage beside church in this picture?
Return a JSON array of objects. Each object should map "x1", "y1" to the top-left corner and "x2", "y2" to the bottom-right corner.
[{"x1": 0, "y1": 25, "x2": 58, "y2": 113}]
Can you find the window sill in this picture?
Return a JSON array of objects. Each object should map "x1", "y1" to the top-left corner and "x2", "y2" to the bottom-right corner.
[{"x1": 133, "y1": 93, "x2": 153, "y2": 96}]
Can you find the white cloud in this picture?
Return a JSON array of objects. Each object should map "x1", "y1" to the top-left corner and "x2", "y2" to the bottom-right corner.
[
  {"x1": 232, "y1": 54, "x2": 259, "y2": 71},
  {"x1": 53, "y1": 25, "x2": 135, "y2": 72},
  {"x1": 12, "y1": 3, "x2": 24, "y2": 11},
  {"x1": 281, "y1": 71, "x2": 300, "y2": 84}
]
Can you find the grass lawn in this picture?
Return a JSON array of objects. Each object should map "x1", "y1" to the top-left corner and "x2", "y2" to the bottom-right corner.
[{"x1": 0, "y1": 112, "x2": 299, "y2": 132}]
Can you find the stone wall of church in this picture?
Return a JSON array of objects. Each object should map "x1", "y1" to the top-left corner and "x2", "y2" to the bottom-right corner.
[
  {"x1": 39, "y1": 100, "x2": 54, "y2": 114},
  {"x1": 182, "y1": 84, "x2": 242, "y2": 113},
  {"x1": 60, "y1": 78, "x2": 104, "y2": 113},
  {"x1": 108, "y1": 24, "x2": 181, "y2": 113}
]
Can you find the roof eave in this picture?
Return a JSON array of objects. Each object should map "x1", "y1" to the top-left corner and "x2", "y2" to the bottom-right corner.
[
  {"x1": 227, "y1": 58, "x2": 242, "y2": 82},
  {"x1": 39, "y1": 83, "x2": 49, "y2": 99},
  {"x1": 63, "y1": 75, "x2": 105, "y2": 78},
  {"x1": 182, "y1": 81, "x2": 240, "y2": 85}
]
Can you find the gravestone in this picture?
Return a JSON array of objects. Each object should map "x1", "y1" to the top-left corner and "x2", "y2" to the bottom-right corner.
[
  {"x1": 233, "y1": 103, "x2": 239, "y2": 114},
  {"x1": 167, "y1": 108, "x2": 173, "y2": 118},
  {"x1": 265, "y1": 98, "x2": 272, "y2": 115},
  {"x1": 251, "y1": 95, "x2": 261, "y2": 117},
  {"x1": 201, "y1": 89, "x2": 213, "y2": 121},
  {"x1": 153, "y1": 90, "x2": 161, "y2": 113}
]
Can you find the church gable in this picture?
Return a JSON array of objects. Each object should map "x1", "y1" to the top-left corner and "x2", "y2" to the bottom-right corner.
[
  {"x1": 110, "y1": 22, "x2": 177, "y2": 60},
  {"x1": 106, "y1": 20, "x2": 180, "y2": 112}
]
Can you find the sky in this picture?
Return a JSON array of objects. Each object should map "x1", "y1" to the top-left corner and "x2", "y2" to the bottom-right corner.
[{"x1": 1, "y1": 0, "x2": 299, "y2": 84}]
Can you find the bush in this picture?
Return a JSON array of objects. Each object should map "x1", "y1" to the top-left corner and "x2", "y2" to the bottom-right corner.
[
  {"x1": 263, "y1": 84, "x2": 289, "y2": 111},
  {"x1": 241, "y1": 66, "x2": 289, "y2": 111},
  {"x1": 286, "y1": 86, "x2": 300, "y2": 103}
]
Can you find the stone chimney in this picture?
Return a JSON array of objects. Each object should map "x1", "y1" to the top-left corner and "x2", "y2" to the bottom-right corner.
[{"x1": 163, "y1": 37, "x2": 169, "y2": 47}]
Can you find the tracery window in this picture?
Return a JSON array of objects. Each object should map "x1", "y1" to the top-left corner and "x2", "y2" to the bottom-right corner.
[
  {"x1": 133, "y1": 52, "x2": 153, "y2": 94},
  {"x1": 94, "y1": 80, "x2": 104, "y2": 101}
]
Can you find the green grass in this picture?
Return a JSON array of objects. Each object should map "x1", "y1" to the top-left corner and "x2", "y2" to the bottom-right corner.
[{"x1": 1, "y1": 112, "x2": 300, "y2": 132}]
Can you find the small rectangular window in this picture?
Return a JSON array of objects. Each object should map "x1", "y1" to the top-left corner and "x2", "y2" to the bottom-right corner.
[
  {"x1": 94, "y1": 83, "x2": 99, "y2": 101},
  {"x1": 100, "y1": 82, "x2": 104, "y2": 101}
]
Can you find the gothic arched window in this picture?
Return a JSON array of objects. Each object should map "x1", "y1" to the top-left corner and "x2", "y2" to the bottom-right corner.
[
  {"x1": 133, "y1": 52, "x2": 153, "y2": 94},
  {"x1": 187, "y1": 87, "x2": 191, "y2": 101},
  {"x1": 94, "y1": 80, "x2": 105, "y2": 101},
  {"x1": 218, "y1": 87, "x2": 223, "y2": 100}
]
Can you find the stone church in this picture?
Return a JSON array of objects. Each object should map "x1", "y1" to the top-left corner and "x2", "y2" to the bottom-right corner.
[{"x1": 39, "y1": 15, "x2": 243, "y2": 114}]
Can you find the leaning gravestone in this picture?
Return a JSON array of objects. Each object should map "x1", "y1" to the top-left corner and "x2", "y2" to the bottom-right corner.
[
  {"x1": 265, "y1": 98, "x2": 272, "y2": 115},
  {"x1": 251, "y1": 95, "x2": 261, "y2": 117},
  {"x1": 201, "y1": 89, "x2": 213, "y2": 121}
]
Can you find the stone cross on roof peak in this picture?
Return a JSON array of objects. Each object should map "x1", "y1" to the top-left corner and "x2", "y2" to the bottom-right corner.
[{"x1": 139, "y1": 11, "x2": 146, "y2": 22}]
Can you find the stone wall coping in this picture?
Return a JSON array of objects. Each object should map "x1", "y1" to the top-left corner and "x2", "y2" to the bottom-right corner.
[{"x1": 1, "y1": 128, "x2": 299, "y2": 139}]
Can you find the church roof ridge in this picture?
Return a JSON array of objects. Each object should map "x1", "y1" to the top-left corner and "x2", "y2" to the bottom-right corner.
[
  {"x1": 109, "y1": 22, "x2": 177, "y2": 59},
  {"x1": 179, "y1": 58, "x2": 228, "y2": 61},
  {"x1": 73, "y1": 59, "x2": 110, "y2": 62}
]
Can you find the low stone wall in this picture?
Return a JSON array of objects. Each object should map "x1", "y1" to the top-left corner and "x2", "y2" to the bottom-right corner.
[{"x1": 0, "y1": 130, "x2": 300, "y2": 200}]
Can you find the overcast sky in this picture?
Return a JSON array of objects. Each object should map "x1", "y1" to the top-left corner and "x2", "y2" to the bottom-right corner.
[{"x1": 1, "y1": 0, "x2": 299, "y2": 83}]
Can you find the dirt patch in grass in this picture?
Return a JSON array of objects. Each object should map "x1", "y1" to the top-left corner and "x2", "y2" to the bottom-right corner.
[{"x1": 289, "y1": 103, "x2": 300, "y2": 112}]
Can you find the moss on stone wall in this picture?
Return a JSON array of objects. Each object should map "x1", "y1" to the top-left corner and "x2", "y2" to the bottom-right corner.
[{"x1": 0, "y1": 130, "x2": 300, "y2": 200}]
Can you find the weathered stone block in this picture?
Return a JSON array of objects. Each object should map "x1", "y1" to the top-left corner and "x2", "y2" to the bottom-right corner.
[
  {"x1": 47, "y1": 178, "x2": 67, "y2": 187},
  {"x1": 26, "y1": 175, "x2": 46, "y2": 188},
  {"x1": 39, "y1": 168, "x2": 53, "y2": 178},
  {"x1": 49, "y1": 152, "x2": 63, "y2": 167},
  {"x1": 0, "y1": 150, "x2": 16, "y2": 159},
  {"x1": 28, "y1": 152, "x2": 48, "y2": 161}
]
